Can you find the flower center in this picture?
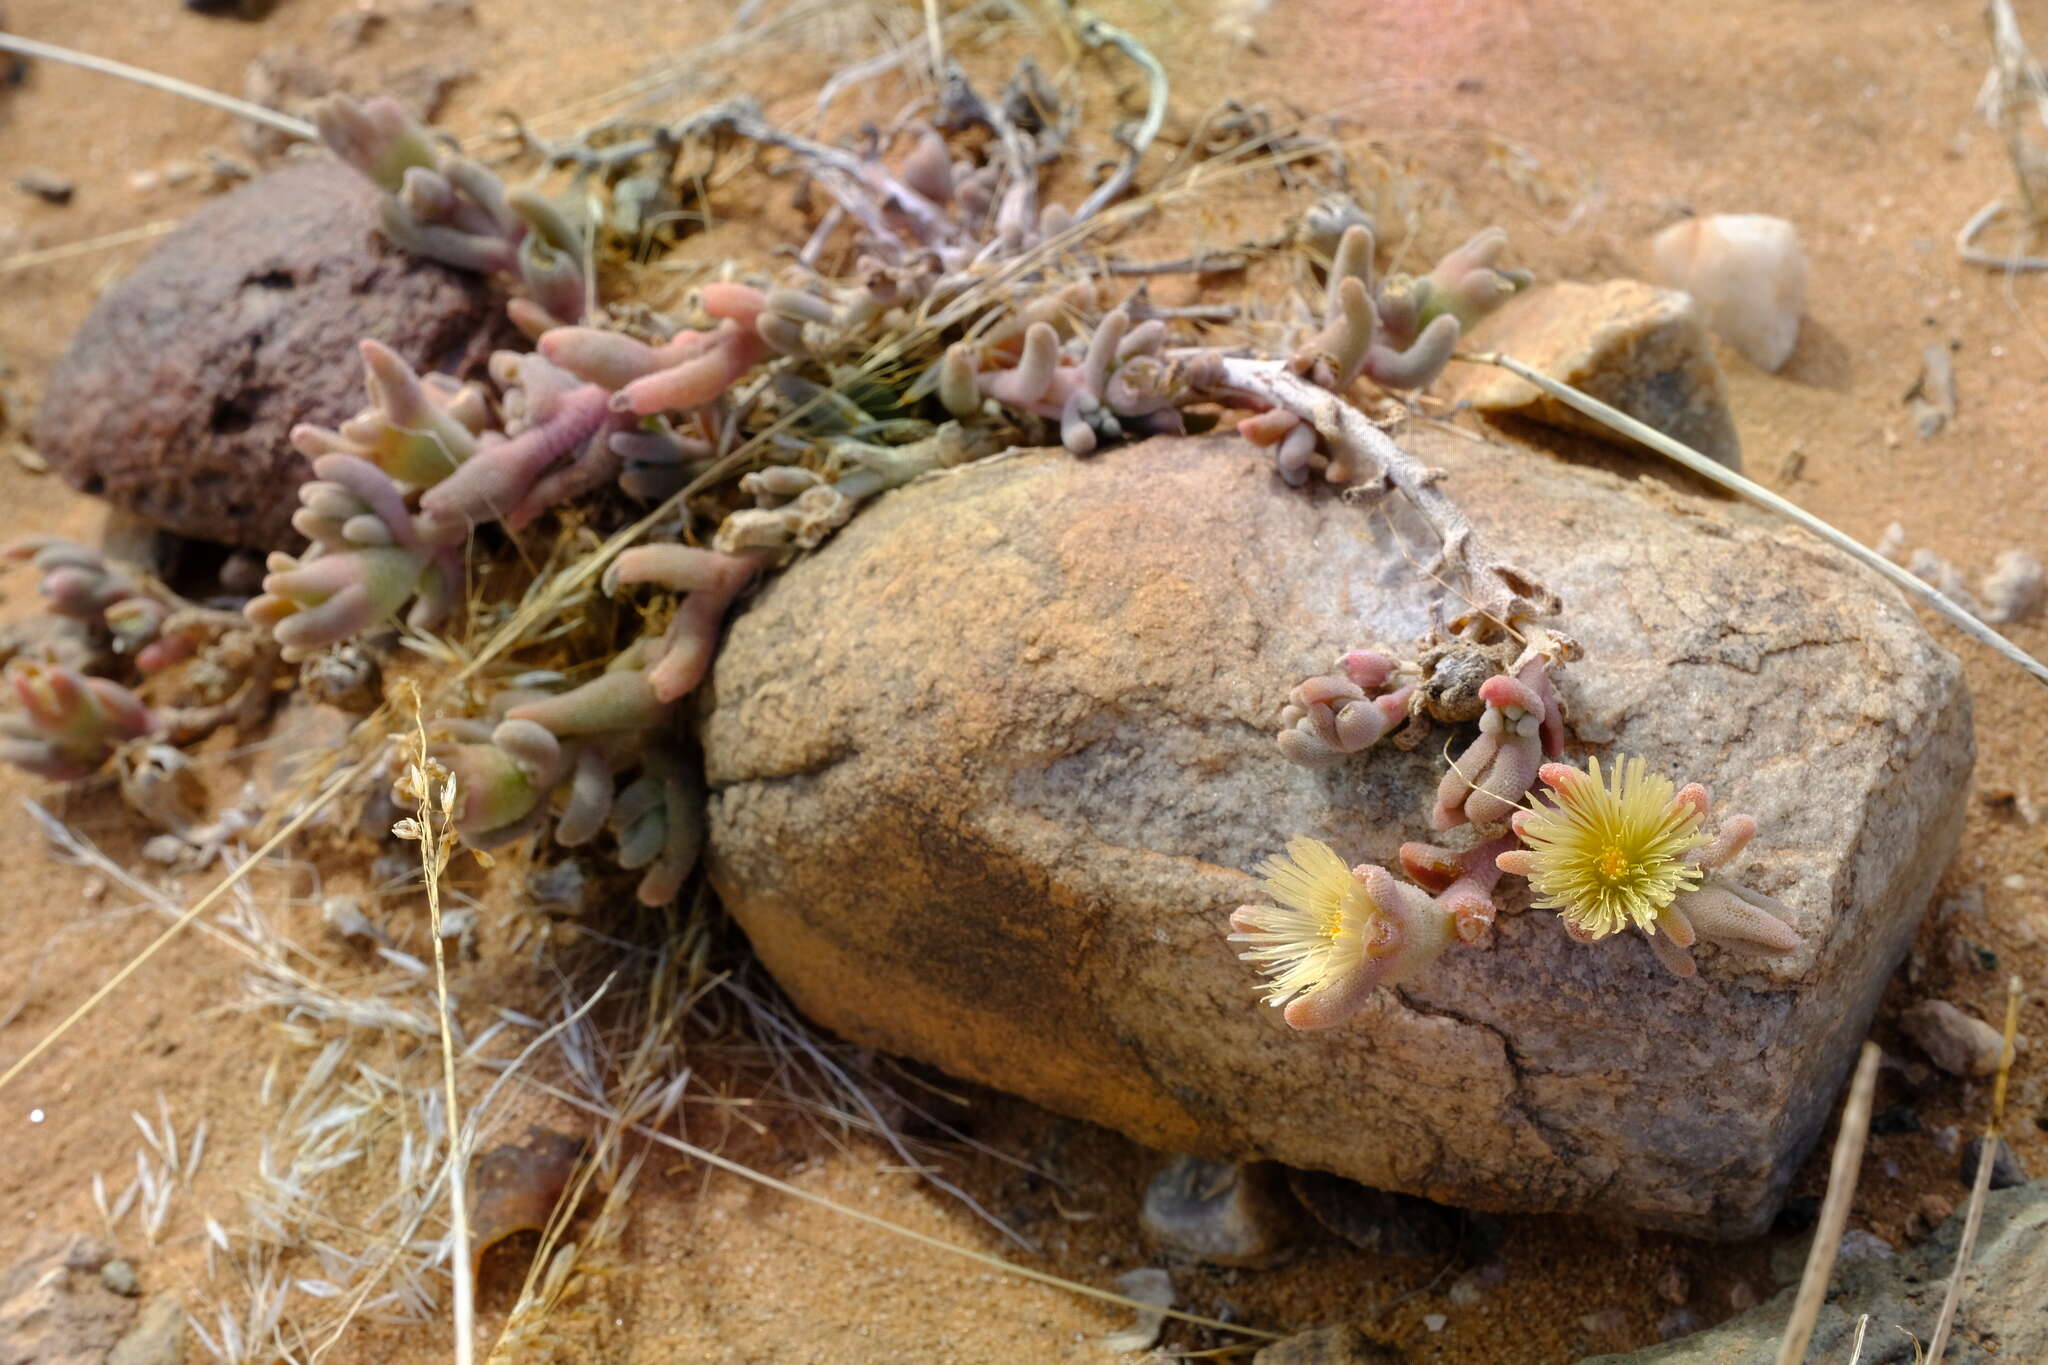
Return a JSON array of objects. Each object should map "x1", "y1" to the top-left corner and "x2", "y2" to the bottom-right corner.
[{"x1": 1596, "y1": 843, "x2": 1633, "y2": 881}]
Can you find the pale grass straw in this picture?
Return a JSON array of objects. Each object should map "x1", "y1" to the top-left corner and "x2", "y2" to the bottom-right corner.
[
  {"x1": 0, "y1": 222, "x2": 178, "y2": 277},
  {"x1": 1926, "y1": 974, "x2": 2023, "y2": 1365},
  {"x1": 515, "y1": 1073, "x2": 1285, "y2": 1343},
  {"x1": 1458, "y1": 351, "x2": 2048, "y2": 688},
  {"x1": 0, "y1": 760, "x2": 376, "y2": 1097},
  {"x1": 1775, "y1": 1041, "x2": 1880, "y2": 1365},
  {"x1": 398, "y1": 687, "x2": 474, "y2": 1365},
  {"x1": 0, "y1": 35, "x2": 314, "y2": 138}
]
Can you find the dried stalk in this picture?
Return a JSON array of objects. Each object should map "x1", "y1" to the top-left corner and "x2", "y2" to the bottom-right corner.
[
  {"x1": 1068, "y1": 11, "x2": 1168, "y2": 224},
  {"x1": 0, "y1": 33, "x2": 313, "y2": 138},
  {"x1": 1926, "y1": 974, "x2": 2023, "y2": 1365},
  {"x1": 1775, "y1": 1042, "x2": 1880, "y2": 1365},
  {"x1": 1461, "y1": 351, "x2": 2048, "y2": 688},
  {"x1": 1210, "y1": 357, "x2": 1556, "y2": 633}
]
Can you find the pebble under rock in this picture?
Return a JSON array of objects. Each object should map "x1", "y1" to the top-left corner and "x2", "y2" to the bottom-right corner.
[
  {"x1": 33, "y1": 159, "x2": 510, "y2": 549},
  {"x1": 1898, "y1": 999, "x2": 2006, "y2": 1077},
  {"x1": 1139, "y1": 1155, "x2": 1301, "y2": 1268}
]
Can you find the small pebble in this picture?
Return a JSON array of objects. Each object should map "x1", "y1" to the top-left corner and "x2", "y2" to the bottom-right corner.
[
  {"x1": 100, "y1": 1257, "x2": 140, "y2": 1296},
  {"x1": 1900, "y1": 999, "x2": 2007, "y2": 1077},
  {"x1": 321, "y1": 895, "x2": 391, "y2": 948},
  {"x1": 1657, "y1": 1308, "x2": 1703, "y2": 1343},
  {"x1": 1910, "y1": 1192, "x2": 1955, "y2": 1241},
  {"x1": 1728, "y1": 1280, "x2": 1759, "y2": 1312},
  {"x1": 1422, "y1": 1314, "x2": 1447, "y2": 1333},
  {"x1": 1960, "y1": 1136, "x2": 2029, "y2": 1190},
  {"x1": 1906, "y1": 548, "x2": 1980, "y2": 613},
  {"x1": 1837, "y1": 1228, "x2": 1894, "y2": 1262},
  {"x1": 1874, "y1": 521, "x2": 1906, "y2": 561},
  {"x1": 1981, "y1": 550, "x2": 2044, "y2": 624},
  {"x1": 1446, "y1": 1259, "x2": 1504, "y2": 1307},
  {"x1": 62, "y1": 1234, "x2": 111, "y2": 1272},
  {"x1": 1655, "y1": 1264, "x2": 1690, "y2": 1306},
  {"x1": 13, "y1": 168, "x2": 74, "y2": 205},
  {"x1": 1651, "y1": 213, "x2": 1807, "y2": 371},
  {"x1": 1934, "y1": 1124, "x2": 1962, "y2": 1156}
]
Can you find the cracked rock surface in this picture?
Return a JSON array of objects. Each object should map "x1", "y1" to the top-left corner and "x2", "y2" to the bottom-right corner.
[
  {"x1": 701, "y1": 431, "x2": 1971, "y2": 1237},
  {"x1": 33, "y1": 159, "x2": 509, "y2": 549}
]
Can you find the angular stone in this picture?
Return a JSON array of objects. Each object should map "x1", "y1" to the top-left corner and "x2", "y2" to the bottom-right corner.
[
  {"x1": 1961, "y1": 1136, "x2": 2029, "y2": 1191},
  {"x1": 702, "y1": 431, "x2": 1971, "y2": 1236},
  {"x1": 1584, "y1": 1181, "x2": 2047, "y2": 1363},
  {"x1": 33, "y1": 160, "x2": 510, "y2": 549},
  {"x1": 1140, "y1": 1155, "x2": 1300, "y2": 1268},
  {"x1": 1899, "y1": 999, "x2": 2006, "y2": 1077},
  {"x1": 107, "y1": 1293, "x2": 186, "y2": 1365},
  {"x1": 0, "y1": 1237, "x2": 137, "y2": 1365},
  {"x1": 1286, "y1": 1169, "x2": 1459, "y2": 1258},
  {"x1": 1443, "y1": 279, "x2": 1743, "y2": 470}
]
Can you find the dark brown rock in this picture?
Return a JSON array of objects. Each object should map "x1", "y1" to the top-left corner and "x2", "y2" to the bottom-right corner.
[{"x1": 34, "y1": 159, "x2": 508, "y2": 549}]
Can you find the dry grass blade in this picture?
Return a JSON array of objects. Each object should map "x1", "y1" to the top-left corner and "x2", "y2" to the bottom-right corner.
[
  {"x1": 0, "y1": 34, "x2": 313, "y2": 138},
  {"x1": 0, "y1": 757, "x2": 374, "y2": 1096},
  {"x1": 1775, "y1": 1041, "x2": 1880, "y2": 1365},
  {"x1": 393, "y1": 685, "x2": 476, "y2": 1365},
  {"x1": 0, "y1": 221, "x2": 179, "y2": 276},
  {"x1": 1460, "y1": 352, "x2": 2048, "y2": 687},
  {"x1": 1925, "y1": 974, "x2": 2023, "y2": 1365},
  {"x1": 515, "y1": 1073, "x2": 1284, "y2": 1343}
]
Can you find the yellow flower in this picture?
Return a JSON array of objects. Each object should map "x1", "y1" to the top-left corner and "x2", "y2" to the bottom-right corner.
[
  {"x1": 1228, "y1": 837, "x2": 1380, "y2": 1009},
  {"x1": 1514, "y1": 755, "x2": 1705, "y2": 939}
]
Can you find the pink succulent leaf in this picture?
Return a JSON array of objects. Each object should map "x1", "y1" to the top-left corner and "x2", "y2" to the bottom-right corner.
[
  {"x1": 418, "y1": 383, "x2": 613, "y2": 535},
  {"x1": 1, "y1": 662, "x2": 156, "y2": 779},
  {"x1": 312, "y1": 94, "x2": 437, "y2": 194},
  {"x1": 505, "y1": 668, "x2": 670, "y2": 737}
]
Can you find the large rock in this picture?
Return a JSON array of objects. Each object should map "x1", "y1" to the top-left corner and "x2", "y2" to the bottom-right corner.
[
  {"x1": 34, "y1": 159, "x2": 508, "y2": 549},
  {"x1": 702, "y1": 431, "x2": 1971, "y2": 1236},
  {"x1": 1581, "y1": 1181, "x2": 2048, "y2": 1363}
]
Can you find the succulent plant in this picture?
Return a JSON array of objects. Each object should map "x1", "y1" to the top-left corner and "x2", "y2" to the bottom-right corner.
[
  {"x1": 246, "y1": 453, "x2": 460, "y2": 661},
  {"x1": 1228, "y1": 837, "x2": 1480, "y2": 1031},
  {"x1": 0, "y1": 660, "x2": 155, "y2": 780},
  {"x1": 1274, "y1": 649, "x2": 1417, "y2": 768},
  {"x1": 1498, "y1": 758, "x2": 1804, "y2": 978},
  {"x1": 314, "y1": 94, "x2": 593, "y2": 331},
  {"x1": 938, "y1": 305, "x2": 1196, "y2": 456}
]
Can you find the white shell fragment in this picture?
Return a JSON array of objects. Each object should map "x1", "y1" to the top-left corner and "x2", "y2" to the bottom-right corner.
[{"x1": 1651, "y1": 214, "x2": 1807, "y2": 372}]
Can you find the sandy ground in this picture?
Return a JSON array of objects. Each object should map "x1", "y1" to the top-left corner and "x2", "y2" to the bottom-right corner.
[{"x1": 1, "y1": 1, "x2": 2044, "y2": 1361}]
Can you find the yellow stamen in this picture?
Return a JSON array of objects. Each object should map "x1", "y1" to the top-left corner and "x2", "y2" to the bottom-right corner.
[{"x1": 1513, "y1": 755, "x2": 1706, "y2": 938}]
